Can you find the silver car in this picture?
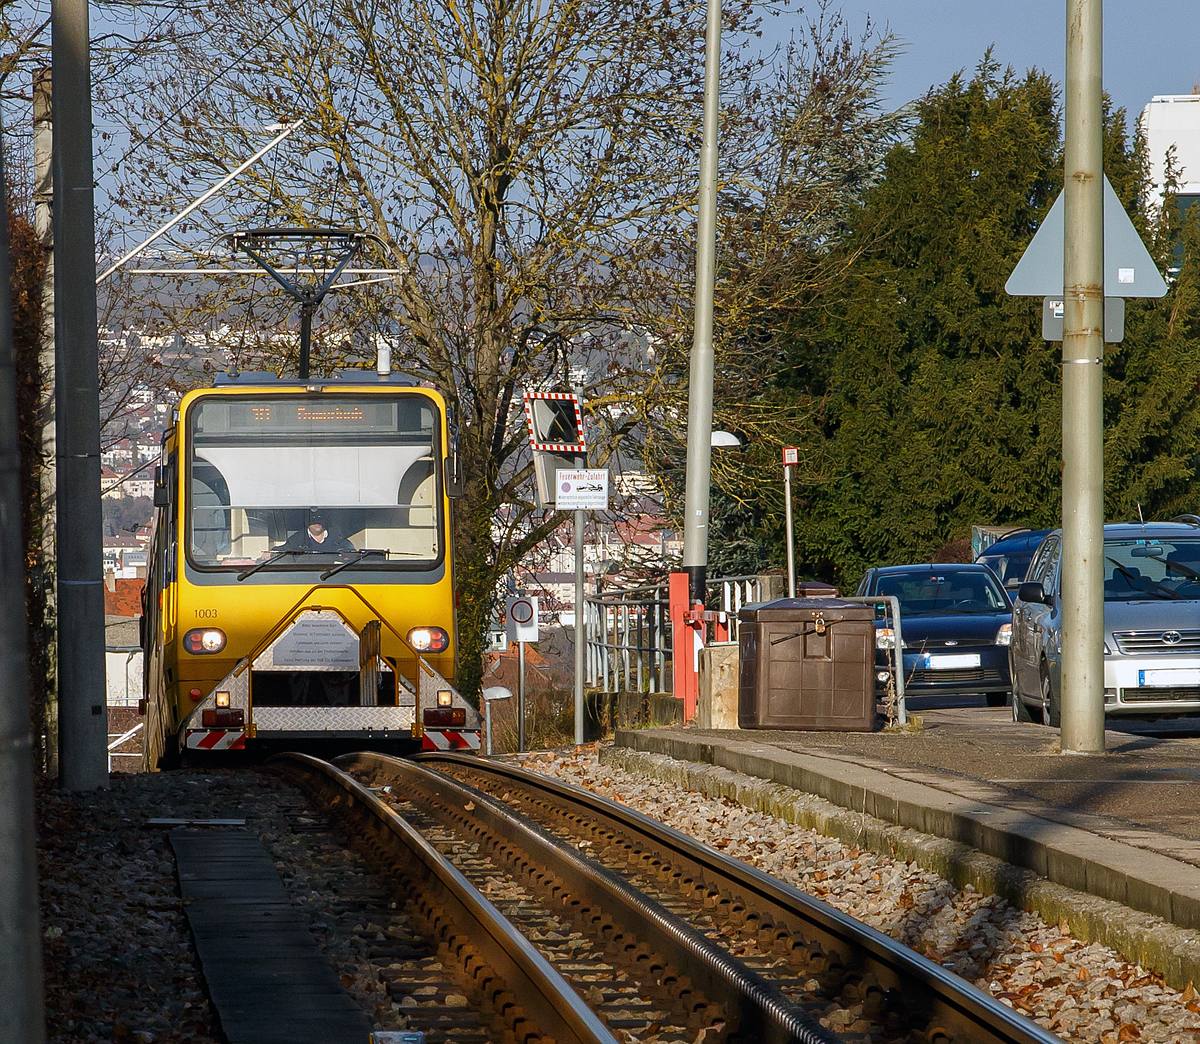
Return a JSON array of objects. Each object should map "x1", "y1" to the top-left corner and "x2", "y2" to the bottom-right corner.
[{"x1": 1011, "y1": 521, "x2": 1200, "y2": 724}]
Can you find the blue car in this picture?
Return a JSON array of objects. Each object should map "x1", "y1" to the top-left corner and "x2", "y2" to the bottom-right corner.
[
  {"x1": 975, "y1": 528, "x2": 1053, "y2": 591},
  {"x1": 855, "y1": 563, "x2": 1014, "y2": 707}
]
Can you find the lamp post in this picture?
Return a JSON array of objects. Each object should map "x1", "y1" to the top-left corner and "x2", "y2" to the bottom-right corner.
[
  {"x1": 680, "y1": 0, "x2": 722, "y2": 608},
  {"x1": 481, "y1": 686, "x2": 512, "y2": 756},
  {"x1": 782, "y1": 447, "x2": 800, "y2": 598}
]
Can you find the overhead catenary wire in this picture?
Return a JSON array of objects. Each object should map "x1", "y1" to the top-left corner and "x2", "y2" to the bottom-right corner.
[
  {"x1": 107, "y1": 1, "x2": 304, "y2": 176},
  {"x1": 96, "y1": 120, "x2": 303, "y2": 284}
]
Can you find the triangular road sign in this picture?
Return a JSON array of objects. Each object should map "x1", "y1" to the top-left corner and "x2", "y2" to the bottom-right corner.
[{"x1": 1005, "y1": 176, "x2": 1168, "y2": 298}]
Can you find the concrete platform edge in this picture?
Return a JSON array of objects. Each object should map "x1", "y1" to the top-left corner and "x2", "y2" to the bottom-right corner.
[{"x1": 607, "y1": 732, "x2": 1200, "y2": 990}]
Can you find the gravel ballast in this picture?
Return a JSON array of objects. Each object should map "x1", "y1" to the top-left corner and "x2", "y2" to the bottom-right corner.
[
  {"x1": 512, "y1": 745, "x2": 1200, "y2": 1044},
  {"x1": 35, "y1": 747, "x2": 1200, "y2": 1044},
  {"x1": 38, "y1": 769, "x2": 416, "y2": 1043}
]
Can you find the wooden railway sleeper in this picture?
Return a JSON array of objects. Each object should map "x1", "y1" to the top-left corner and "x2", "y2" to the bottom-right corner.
[
  {"x1": 400, "y1": 785, "x2": 751, "y2": 1043},
  {"x1": 453, "y1": 775, "x2": 836, "y2": 992},
  {"x1": 423, "y1": 758, "x2": 1078, "y2": 1044},
  {"x1": 395, "y1": 780, "x2": 734, "y2": 1042},
  {"x1": 373, "y1": 761, "x2": 846, "y2": 1044}
]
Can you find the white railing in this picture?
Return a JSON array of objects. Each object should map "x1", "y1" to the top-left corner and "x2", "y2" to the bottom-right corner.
[
  {"x1": 583, "y1": 574, "x2": 765, "y2": 693},
  {"x1": 108, "y1": 722, "x2": 144, "y2": 772}
]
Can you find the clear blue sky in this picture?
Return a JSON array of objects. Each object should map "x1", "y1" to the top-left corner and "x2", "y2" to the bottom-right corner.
[{"x1": 767, "y1": 1, "x2": 1200, "y2": 122}]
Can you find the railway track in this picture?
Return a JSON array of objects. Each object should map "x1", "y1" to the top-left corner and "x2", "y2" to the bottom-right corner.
[
  {"x1": 276, "y1": 751, "x2": 1062, "y2": 1044},
  {"x1": 272, "y1": 753, "x2": 617, "y2": 1044}
]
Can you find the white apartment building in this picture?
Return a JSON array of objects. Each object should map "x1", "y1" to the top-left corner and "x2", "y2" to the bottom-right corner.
[{"x1": 1141, "y1": 93, "x2": 1200, "y2": 207}]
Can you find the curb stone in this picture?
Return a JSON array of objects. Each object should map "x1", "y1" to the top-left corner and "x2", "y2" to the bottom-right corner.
[{"x1": 599, "y1": 745, "x2": 1200, "y2": 991}]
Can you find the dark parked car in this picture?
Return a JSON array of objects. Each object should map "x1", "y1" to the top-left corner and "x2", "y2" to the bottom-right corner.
[
  {"x1": 975, "y1": 529, "x2": 1053, "y2": 591},
  {"x1": 856, "y1": 563, "x2": 1013, "y2": 706}
]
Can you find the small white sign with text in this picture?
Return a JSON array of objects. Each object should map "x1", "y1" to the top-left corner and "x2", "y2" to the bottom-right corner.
[{"x1": 555, "y1": 469, "x2": 609, "y2": 510}]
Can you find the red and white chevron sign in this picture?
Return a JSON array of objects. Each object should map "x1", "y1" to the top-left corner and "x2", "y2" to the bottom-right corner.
[
  {"x1": 185, "y1": 730, "x2": 246, "y2": 751},
  {"x1": 421, "y1": 729, "x2": 481, "y2": 752}
]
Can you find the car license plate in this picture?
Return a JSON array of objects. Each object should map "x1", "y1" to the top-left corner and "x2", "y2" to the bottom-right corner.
[
  {"x1": 1139, "y1": 668, "x2": 1200, "y2": 687},
  {"x1": 924, "y1": 653, "x2": 980, "y2": 669}
]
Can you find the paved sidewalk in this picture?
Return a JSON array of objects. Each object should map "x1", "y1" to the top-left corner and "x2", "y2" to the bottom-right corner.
[{"x1": 614, "y1": 708, "x2": 1200, "y2": 933}]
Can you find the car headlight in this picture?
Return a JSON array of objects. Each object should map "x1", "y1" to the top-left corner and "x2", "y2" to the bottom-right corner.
[
  {"x1": 1103, "y1": 641, "x2": 1111, "y2": 655},
  {"x1": 876, "y1": 627, "x2": 895, "y2": 650},
  {"x1": 995, "y1": 623, "x2": 1012, "y2": 646}
]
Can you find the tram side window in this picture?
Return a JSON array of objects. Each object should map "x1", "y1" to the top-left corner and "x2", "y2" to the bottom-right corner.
[{"x1": 191, "y1": 460, "x2": 232, "y2": 561}]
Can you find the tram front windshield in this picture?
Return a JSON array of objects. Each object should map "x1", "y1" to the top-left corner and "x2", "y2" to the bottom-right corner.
[{"x1": 188, "y1": 396, "x2": 441, "y2": 568}]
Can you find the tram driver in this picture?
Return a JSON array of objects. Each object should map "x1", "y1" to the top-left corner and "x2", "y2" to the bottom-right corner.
[{"x1": 282, "y1": 509, "x2": 354, "y2": 553}]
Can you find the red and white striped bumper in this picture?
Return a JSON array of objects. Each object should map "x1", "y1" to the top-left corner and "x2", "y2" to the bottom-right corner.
[
  {"x1": 421, "y1": 729, "x2": 481, "y2": 752},
  {"x1": 185, "y1": 729, "x2": 246, "y2": 751}
]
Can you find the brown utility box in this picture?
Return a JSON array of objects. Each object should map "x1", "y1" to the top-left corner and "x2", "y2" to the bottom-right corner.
[{"x1": 738, "y1": 598, "x2": 876, "y2": 731}]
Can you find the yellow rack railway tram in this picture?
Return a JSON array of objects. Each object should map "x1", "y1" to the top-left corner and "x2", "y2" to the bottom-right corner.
[{"x1": 139, "y1": 369, "x2": 480, "y2": 768}]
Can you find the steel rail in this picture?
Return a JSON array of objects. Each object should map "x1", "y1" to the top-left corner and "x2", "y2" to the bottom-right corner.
[
  {"x1": 338, "y1": 752, "x2": 841, "y2": 1044},
  {"x1": 270, "y1": 752, "x2": 618, "y2": 1044},
  {"x1": 421, "y1": 754, "x2": 1064, "y2": 1044}
]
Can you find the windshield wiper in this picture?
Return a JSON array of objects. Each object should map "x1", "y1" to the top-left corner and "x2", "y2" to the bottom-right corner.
[
  {"x1": 1145, "y1": 553, "x2": 1200, "y2": 581},
  {"x1": 320, "y1": 549, "x2": 388, "y2": 581},
  {"x1": 1105, "y1": 556, "x2": 1183, "y2": 599},
  {"x1": 237, "y1": 548, "x2": 308, "y2": 582}
]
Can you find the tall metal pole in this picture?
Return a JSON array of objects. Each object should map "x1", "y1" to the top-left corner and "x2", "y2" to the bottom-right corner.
[
  {"x1": 680, "y1": 0, "x2": 721, "y2": 607},
  {"x1": 53, "y1": 0, "x2": 109, "y2": 789},
  {"x1": 1060, "y1": 0, "x2": 1106, "y2": 753},
  {"x1": 33, "y1": 67, "x2": 57, "y2": 779},
  {"x1": 574, "y1": 509, "x2": 585, "y2": 745},
  {"x1": 0, "y1": 130, "x2": 48, "y2": 1044},
  {"x1": 517, "y1": 641, "x2": 526, "y2": 752},
  {"x1": 784, "y1": 464, "x2": 796, "y2": 598}
]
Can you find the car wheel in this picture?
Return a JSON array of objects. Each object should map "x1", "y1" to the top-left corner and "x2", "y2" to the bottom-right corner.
[
  {"x1": 1040, "y1": 663, "x2": 1060, "y2": 727},
  {"x1": 1012, "y1": 690, "x2": 1034, "y2": 722},
  {"x1": 1011, "y1": 652, "x2": 1034, "y2": 722},
  {"x1": 986, "y1": 692, "x2": 1007, "y2": 708}
]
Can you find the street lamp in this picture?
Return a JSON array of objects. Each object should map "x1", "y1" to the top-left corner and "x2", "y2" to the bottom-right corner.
[{"x1": 481, "y1": 686, "x2": 512, "y2": 756}]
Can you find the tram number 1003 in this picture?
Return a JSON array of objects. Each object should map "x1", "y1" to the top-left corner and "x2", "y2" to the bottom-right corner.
[{"x1": 194, "y1": 608, "x2": 219, "y2": 620}]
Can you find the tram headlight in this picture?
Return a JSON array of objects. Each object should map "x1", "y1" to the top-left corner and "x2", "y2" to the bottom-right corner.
[
  {"x1": 184, "y1": 628, "x2": 227, "y2": 654},
  {"x1": 407, "y1": 626, "x2": 450, "y2": 653}
]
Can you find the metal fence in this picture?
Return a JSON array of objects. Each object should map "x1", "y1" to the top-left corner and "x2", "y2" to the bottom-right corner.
[{"x1": 584, "y1": 575, "x2": 766, "y2": 693}]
